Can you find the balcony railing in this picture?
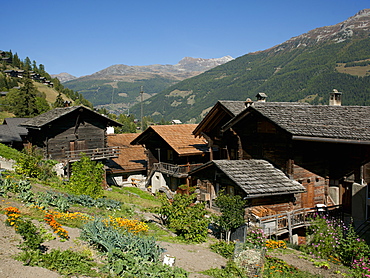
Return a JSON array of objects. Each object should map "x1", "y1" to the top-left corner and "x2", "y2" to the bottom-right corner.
[
  {"x1": 152, "y1": 162, "x2": 203, "y2": 178},
  {"x1": 65, "y1": 146, "x2": 120, "y2": 162},
  {"x1": 256, "y1": 205, "x2": 342, "y2": 237}
]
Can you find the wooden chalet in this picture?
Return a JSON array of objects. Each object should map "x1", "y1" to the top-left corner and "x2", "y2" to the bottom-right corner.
[
  {"x1": 106, "y1": 133, "x2": 147, "y2": 186},
  {"x1": 20, "y1": 106, "x2": 122, "y2": 179},
  {"x1": 189, "y1": 160, "x2": 305, "y2": 211},
  {"x1": 131, "y1": 124, "x2": 210, "y2": 193},
  {"x1": 3, "y1": 69, "x2": 24, "y2": 78},
  {"x1": 194, "y1": 92, "x2": 370, "y2": 223}
]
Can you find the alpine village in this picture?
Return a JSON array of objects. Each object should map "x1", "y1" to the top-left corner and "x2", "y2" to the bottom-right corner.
[{"x1": 1, "y1": 9, "x2": 370, "y2": 278}]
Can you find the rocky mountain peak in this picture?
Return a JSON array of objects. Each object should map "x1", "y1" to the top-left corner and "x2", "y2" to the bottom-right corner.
[
  {"x1": 271, "y1": 9, "x2": 370, "y2": 53},
  {"x1": 176, "y1": 56, "x2": 234, "y2": 71},
  {"x1": 50, "y1": 72, "x2": 77, "y2": 83}
]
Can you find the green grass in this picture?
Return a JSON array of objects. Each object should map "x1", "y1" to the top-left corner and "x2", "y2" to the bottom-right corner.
[
  {"x1": 104, "y1": 186, "x2": 161, "y2": 210},
  {"x1": 0, "y1": 143, "x2": 25, "y2": 162}
]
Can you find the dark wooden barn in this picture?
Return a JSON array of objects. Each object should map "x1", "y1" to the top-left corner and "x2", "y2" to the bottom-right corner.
[{"x1": 20, "y1": 106, "x2": 122, "y2": 163}]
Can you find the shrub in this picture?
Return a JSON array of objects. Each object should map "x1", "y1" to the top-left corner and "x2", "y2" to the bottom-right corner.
[
  {"x1": 15, "y1": 145, "x2": 57, "y2": 180},
  {"x1": 157, "y1": 192, "x2": 210, "y2": 242},
  {"x1": 210, "y1": 240, "x2": 236, "y2": 259},
  {"x1": 304, "y1": 216, "x2": 370, "y2": 277},
  {"x1": 68, "y1": 155, "x2": 104, "y2": 198}
]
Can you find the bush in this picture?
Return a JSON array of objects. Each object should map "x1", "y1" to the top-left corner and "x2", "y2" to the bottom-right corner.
[
  {"x1": 68, "y1": 155, "x2": 104, "y2": 198},
  {"x1": 14, "y1": 145, "x2": 57, "y2": 180},
  {"x1": 157, "y1": 192, "x2": 210, "y2": 242},
  {"x1": 304, "y1": 216, "x2": 370, "y2": 277},
  {"x1": 210, "y1": 240, "x2": 235, "y2": 259}
]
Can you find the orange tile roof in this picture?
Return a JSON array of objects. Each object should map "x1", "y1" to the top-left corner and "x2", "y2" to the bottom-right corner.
[
  {"x1": 107, "y1": 133, "x2": 146, "y2": 172},
  {"x1": 148, "y1": 124, "x2": 208, "y2": 156}
]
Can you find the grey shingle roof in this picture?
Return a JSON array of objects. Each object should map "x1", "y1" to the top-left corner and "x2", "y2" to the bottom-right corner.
[
  {"x1": 218, "y1": 101, "x2": 247, "y2": 116},
  {"x1": 0, "y1": 125, "x2": 21, "y2": 143},
  {"x1": 3, "y1": 118, "x2": 28, "y2": 136},
  {"x1": 0, "y1": 118, "x2": 29, "y2": 143},
  {"x1": 251, "y1": 103, "x2": 370, "y2": 141},
  {"x1": 20, "y1": 106, "x2": 122, "y2": 128},
  {"x1": 191, "y1": 159, "x2": 305, "y2": 197}
]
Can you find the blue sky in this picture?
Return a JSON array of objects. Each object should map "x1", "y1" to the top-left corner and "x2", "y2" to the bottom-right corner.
[{"x1": 2, "y1": 0, "x2": 369, "y2": 77}]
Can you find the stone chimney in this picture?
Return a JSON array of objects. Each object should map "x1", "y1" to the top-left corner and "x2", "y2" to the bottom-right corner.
[
  {"x1": 256, "y1": 92, "x2": 268, "y2": 102},
  {"x1": 329, "y1": 89, "x2": 342, "y2": 106},
  {"x1": 245, "y1": 98, "x2": 254, "y2": 107}
]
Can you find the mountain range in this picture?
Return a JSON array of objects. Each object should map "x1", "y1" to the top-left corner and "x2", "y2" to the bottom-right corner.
[
  {"x1": 61, "y1": 9, "x2": 370, "y2": 123},
  {"x1": 59, "y1": 56, "x2": 233, "y2": 113},
  {"x1": 127, "y1": 9, "x2": 370, "y2": 123}
]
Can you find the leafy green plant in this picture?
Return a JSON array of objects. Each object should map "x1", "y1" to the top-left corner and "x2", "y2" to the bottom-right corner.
[
  {"x1": 303, "y1": 216, "x2": 370, "y2": 277},
  {"x1": 214, "y1": 191, "x2": 246, "y2": 243},
  {"x1": 81, "y1": 218, "x2": 163, "y2": 262},
  {"x1": 15, "y1": 146, "x2": 57, "y2": 180},
  {"x1": 263, "y1": 256, "x2": 319, "y2": 278},
  {"x1": 105, "y1": 250, "x2": 188, "y2": 277},
  {"x1": 210, "y1": 240, "x2": 235, "y2": 259},
  {"x1": 156, "y1": 192, "x2": 210, "y2": 242},
  {"x1": 244, "y1": 227, "x2": 267, "y2": 248},
  {"x1": 202, "y1": 260, "x2": 248, "y2": 278},
  {"x1": 68, "y1": 155, "x2": 104, "y2": 198},
  {"x1": 16, "y1": 249, "x2": 99, "y2": 276},
  {"x1": 15, "y1": 218, "x2": 44, "y2": 250},
  {"x1": 0, "y1": 143, "x2": 26, "y2": 161}
]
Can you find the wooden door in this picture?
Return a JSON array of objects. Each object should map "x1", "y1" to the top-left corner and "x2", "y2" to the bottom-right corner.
[{"x1": 302, "y1": 183, "x2": 315, "y2": 208}]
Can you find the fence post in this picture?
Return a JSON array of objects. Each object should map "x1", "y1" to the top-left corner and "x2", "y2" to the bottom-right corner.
[{"x1": 287, "y1": 211, "x2": 293, "y2": 244}]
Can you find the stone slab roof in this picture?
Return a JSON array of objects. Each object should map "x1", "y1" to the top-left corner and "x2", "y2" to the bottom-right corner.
[
  {"x1": 218, "y1": 101, "x2": 247, "y2": 116},
  {"x1": 190, "y1": 159, "x2": 305, "y2": 198},
  {"x1": 0, "y1": 118, "x2": 29, "y2": 143},
  {"x1": 106, "y1": 133, "x2": 146, "y2": 173},
  {"x1": 250, "y1": 103, "x2": 370, "y2": 141},
  {"x1": 3, "y1": 118, "x2": 28, "y2": 136},
  {"x1": 0, "y1": 125, "x2": 21, "y2": 143},
  {"x1": 20, "y1": 106, "x2": 122, "y2": 128}
]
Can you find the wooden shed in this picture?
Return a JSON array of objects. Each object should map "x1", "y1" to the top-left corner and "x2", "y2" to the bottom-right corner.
[{"x1": 189, "y1": 159, "x2": 305, "y2": 213}]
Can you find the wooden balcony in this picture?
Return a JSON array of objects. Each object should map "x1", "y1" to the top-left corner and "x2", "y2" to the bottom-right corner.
[
  {"x1": 65, "y1": 146, "x2": 120, "y2": 162},
  {"x1": 256, "y1": 205, "x2": 342, "y2": 240},
  {"x1": 152, "y1": 162, "x2": 203, "y2": 178}
]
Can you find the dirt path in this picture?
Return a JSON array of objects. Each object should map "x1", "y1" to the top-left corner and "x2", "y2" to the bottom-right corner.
[
  {"x1": 268, "y1": 248, "x2": 352, "y2": 277},
  {"x1": 159, "y1": 241, "x2": 227, "y2": 278}
]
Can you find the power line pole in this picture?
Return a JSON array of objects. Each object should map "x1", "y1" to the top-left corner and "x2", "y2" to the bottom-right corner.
[{"x1": 140, "y1": 86, "x2": 144, "y2": 131}]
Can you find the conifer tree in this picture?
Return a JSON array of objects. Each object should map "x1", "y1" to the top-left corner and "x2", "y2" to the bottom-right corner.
[
  {"x1": 6, "y1": 79, "x2": 39, "y2": 117},
  {"x1": 23, "y1": 57, "x2": 32, "y2": 71},
  {"x1": 53, "y1": 93, "x2": 65, "y2": 108}
]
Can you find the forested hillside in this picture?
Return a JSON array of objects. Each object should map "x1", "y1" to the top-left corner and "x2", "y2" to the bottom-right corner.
[
  {"x1": 0, "y1": 50, "x2": 91, "y2": 119},
  {"x1": 129, "y1": 10, "x2": 370, "y2": 123}
]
